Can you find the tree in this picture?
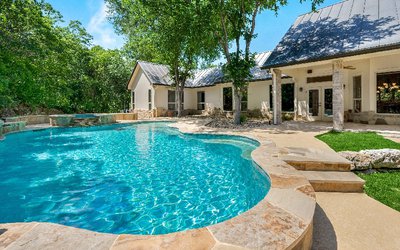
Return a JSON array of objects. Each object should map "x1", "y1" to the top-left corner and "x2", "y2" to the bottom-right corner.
[
  {"x1": 0, "y1": 0, "x2": 132, "y2": 116},
  {"x1": 211, "y1": 0, "x2": 323, "y2": 124},
  {"x1": 107, "y1": 0, "x2": 219, "y2": 117}
]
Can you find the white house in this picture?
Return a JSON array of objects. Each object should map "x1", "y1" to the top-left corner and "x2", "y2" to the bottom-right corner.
[
  {"x1": 127, "y1": 52, "x2": 294, "y2": 119},
  {"x1": 264, "y1": 0, "x2": 400, "y2": 130}
]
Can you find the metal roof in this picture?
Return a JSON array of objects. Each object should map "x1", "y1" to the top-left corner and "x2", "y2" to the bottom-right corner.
[
  {"x1": 136, "y1": 51, "x2": 273, "y2": 88},
  {"x1": 263, "y1": 0, "x2": 400, "y2": 68}
]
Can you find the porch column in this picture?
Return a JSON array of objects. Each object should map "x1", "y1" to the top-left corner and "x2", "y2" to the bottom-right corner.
[
  {"x1": 332, "y1": 60, "x2": 345, "y2": 131},
  {"x1": 273, "y1": 69, "x2": 282, "y2": 125}
]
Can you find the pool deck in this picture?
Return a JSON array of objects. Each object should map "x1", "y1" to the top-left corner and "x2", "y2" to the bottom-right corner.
[{"x1": 2, "y1": 119, "x2": 400, "y2": 249}]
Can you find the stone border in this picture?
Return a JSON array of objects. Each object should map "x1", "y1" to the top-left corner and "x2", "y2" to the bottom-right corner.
[{"x1": 0, "y1": 119, "x2": 316, "y2": 250}]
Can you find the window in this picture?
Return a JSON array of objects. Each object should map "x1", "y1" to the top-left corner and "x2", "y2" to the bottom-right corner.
[
  {"x1": 269, "y1": 85, "x2": 273, "y2": 109},
  {"x1": 148, "y1": 89, "x2": 152, "y2": 110},
  {"x1": 377, "y1": 72, "x2": 400, "y2": 114},
  {"x1": 168, "y1": 90, "x2": 175, "y2": 110},
  {"x1": 269, "y1": 83, "x2": 295, "y2": 112},
  {"x1": 167, "y1": 90, "x2": 184, "y2": 110},
  {"x1": 353, "y1": 76, "x2": 362, "y2": 113},
  {"x1": 197, "y1": 91, "x2": 205, "y2": 110},
  {"x1": 241, "y1": 88, "x2": 248, "y2": 111},
  {"x1": 282, "y1": 83, "x2": 294, "y2": 112},
  {"x1": 324, "y1": 88, "x2": 333, "y2": 116},
  {"x1": 223, "y1": 87, "x2": 233, "y2": 111}
]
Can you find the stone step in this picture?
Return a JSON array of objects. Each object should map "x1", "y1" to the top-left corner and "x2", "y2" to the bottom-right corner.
[
  {"x1": 285, "y1": 160, "x2": 352, "y2": 172},
  {"x1": 300, "y1": 171, "x2": 365, "y2": 193},
  {"x1": 280, "y1": 147, "x2": 352, "y2": 172}
]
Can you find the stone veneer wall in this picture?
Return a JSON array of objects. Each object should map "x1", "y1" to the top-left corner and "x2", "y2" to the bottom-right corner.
[
  {"x1": 49, "y1": 114, "x2": 117, "y2": 127},
  {"x1": 136, "y1": 110, "x2": 154, "y2": 119},
  {"x1": 348, "y1": 111, "x2": 400, "y2": 125},
  {"x1": 2, "y1": 121, "x2": 26, "y2": 134},
  {"x1": 5, "y1": 115, "x2": 50, "y2": 125}
]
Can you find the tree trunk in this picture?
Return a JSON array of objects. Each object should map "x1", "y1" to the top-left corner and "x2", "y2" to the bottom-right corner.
[
  {"x1": 176, "y1": 83, "x2": 182, "y2": 117},
  {"x1": 233, "y1": 88, "x2": 241, "y2": 125}
]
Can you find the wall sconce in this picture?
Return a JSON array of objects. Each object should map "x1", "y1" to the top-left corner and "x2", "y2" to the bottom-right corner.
[{"x1": 299, "y1": 87, "x2": 303, "y2": 92}]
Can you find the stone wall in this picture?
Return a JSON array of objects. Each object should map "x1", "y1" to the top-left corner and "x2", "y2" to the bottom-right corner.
[
  {"x1": 5, "y1": 115, "x2": 50, "y2": 125},
  {"x1": 113, "y1": 113, "x2": 138, "y2": 120},
  {"x1": 49, "y1": 114, "x2": 117, "y2": 127},
  {"x1": 136, "y1": 110, "x2": 154, "y2": 119},
  {"x1": 348, "y1": 111, "x2": 400, "y2": 125},
  {"x1": 2, "y1": 121, "x2": 26, "y2": 134}
]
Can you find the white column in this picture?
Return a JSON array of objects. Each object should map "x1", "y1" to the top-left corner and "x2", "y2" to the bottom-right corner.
[
  {"x1": 273, "y1": 69, "x2": 282, "y2": 125},
  {"x1": 332, "y1": 60, "x2": 345, "y2": 131}
]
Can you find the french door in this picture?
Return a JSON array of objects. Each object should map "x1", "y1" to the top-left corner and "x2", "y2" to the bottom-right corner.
[{"x1": 308, "y1": 87, "x2": 333, "y2": 121}]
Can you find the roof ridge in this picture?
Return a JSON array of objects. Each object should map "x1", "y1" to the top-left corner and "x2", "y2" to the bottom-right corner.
[
  {"x1": 297, "y1": 0, "x2": 349, "y2": 18},
  {"x1": 138, "y1": 60, "x2": 168, "y2": 67}
]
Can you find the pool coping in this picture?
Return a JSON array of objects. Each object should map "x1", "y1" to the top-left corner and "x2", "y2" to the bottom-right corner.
[{"x1": 0, "y1": 119, "x2": 316, "y2": 250}]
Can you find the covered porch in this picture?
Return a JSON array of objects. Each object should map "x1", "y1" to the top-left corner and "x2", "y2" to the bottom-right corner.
[{"x1": 270, "y1": 50, "x2": 400, "y2": 130}]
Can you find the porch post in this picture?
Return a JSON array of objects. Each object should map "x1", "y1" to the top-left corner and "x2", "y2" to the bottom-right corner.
[
  {"x1": 273, "y1": 68, "x2": 282, "y2": 125},
  {"x1": 332, "y1": 60, "x2": 345, "y2": 131}
]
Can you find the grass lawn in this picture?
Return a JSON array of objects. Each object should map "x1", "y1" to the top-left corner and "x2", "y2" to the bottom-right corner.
[
  {"x1": 317, "y1": 131, "x2": 400, "y2": 211},
  {"x1": 358, "y1": 172, "x2": 400, "y2": 212},
  {"x1": 315, "y1": 131, "x2": 400, "y2": 152}
]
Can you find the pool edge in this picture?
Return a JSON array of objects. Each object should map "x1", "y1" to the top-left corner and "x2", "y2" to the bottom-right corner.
[{"x1": 0, "y1": 119, "x2": 316, "y2": 250}]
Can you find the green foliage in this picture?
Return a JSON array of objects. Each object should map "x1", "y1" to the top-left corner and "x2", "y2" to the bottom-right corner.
[
  {"x1": 222, "y1": 52, "x2": 256, "y2": 91},
  {"x1": 358, "y1": 172, "x2": 400, "y2": 212},
  {"x1": 210, "y1": 0, "x2": 324, "y2": 124},
  {"x1": 107, "y1": 0, "x2": 220, "y2": 116},
  {"x1": 316, "y1": 131, "x2": 400, "y2": 152},
  {"x1": 0, "y1": 0, "x2": 132, "y2": 116}
]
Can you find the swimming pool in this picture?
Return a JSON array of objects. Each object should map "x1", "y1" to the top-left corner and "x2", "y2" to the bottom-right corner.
[{"x1": 0, "y1": 122, "x2": 270, "y2": 235}]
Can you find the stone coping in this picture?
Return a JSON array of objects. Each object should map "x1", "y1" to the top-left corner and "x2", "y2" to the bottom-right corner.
[{"x1": 0, "y1": 119, "x2": 316, "y2": 250}]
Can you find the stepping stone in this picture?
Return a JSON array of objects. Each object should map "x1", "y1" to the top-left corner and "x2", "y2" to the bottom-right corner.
[{"x1": 300, "y1": 171, "x2": 365, "y2": 193}]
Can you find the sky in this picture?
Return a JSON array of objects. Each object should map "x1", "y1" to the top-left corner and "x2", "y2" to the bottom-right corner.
[{"x1": 47, "y1": 0, "x2": 340, "y2": 52}]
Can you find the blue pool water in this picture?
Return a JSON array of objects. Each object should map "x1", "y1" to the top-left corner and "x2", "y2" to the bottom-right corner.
[{"x1": 0, "y1": 122, "x2": 270, "y2": 235}]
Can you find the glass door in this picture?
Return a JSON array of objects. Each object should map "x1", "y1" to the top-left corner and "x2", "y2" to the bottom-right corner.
[
  {"x1": 323, "y1": 88, "x2": 333, "y2": 120},
  {"x1": 308, "y1": 89, "x2": 321, "y2": 120}
]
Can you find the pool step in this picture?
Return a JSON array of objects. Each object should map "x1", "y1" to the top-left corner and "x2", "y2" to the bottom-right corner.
[{"x1": 300, "y1": 171, "x2": 365, "y2": 193}]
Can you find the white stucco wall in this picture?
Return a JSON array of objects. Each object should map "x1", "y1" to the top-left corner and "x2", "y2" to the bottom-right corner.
[
  {"x1": 130, "y1": 68, "x2": 154, "y2": 110},
  {"x1": 279, "y1": 49, "x2": 400, "y2": 120},
  {"x1": 150, "y1": 79, "x2": 296, "y2": 112}
]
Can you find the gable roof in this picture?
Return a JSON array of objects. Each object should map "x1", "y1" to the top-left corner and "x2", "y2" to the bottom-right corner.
[
  {"x1": 263, "y1": 0, "x2": 400, "y2": 68},
  {"x1": 133, "y1": 51, "x2": 274, "y2": 88}
]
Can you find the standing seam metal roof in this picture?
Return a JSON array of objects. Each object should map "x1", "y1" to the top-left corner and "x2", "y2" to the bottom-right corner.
[
  {"x1": 137, "y1": 51, "x2": 273, "y2": 88},
  {"x1": 263, "y1": 0, "x2": 400, "y2": 68}
]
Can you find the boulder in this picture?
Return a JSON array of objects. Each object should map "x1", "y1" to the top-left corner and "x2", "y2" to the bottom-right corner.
[{"x1": 339, "y1": 149, "x2": 400, "y2": 170}]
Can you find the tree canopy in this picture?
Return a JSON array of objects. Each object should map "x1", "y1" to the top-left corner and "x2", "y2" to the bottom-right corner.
[
  {"x1": 0, "y1": 0, "x2": 132, "y2": 116},
  {"x1": 107, "y1": 0, "x2": 220, "y2": 116},
  {"x1": 209, "y1": 0, "x2": 324, "y2": 124}
]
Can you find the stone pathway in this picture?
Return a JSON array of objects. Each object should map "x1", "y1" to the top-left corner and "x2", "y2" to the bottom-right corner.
[{"x1": 313, "y1": 192, "x2": 400, "y2": 250}]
